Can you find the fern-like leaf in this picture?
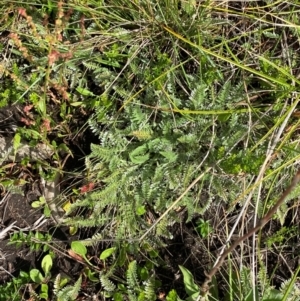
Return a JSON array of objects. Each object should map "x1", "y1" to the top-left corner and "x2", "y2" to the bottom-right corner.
[
  {"x1": 100, "y1": 275, "x2": 116, "y2": 292},
  {"x1": 144, "y1": 275, "x2": 156, "y2": 301},
  {"x1": 56, "y1": 276, "x2": 81, "y2": 301},
  {"x1": 127, "y1": 260, "x2": 139, "y2": 291}
]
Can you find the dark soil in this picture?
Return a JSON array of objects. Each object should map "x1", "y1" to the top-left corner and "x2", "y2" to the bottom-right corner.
[{"x1": 0, "y1": 104, "x2": 91, "y2": 287}]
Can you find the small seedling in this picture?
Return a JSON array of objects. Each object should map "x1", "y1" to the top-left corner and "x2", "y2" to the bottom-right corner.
[
  {"x1": 9, "y1": 230, "x2": 51, "y2": 252},
  {"x1": 31, "y1": 196, "x2": 51, "y2": 217},
  {"x1": 195, "y1": 219, "x2": 213, "y2": 238},
  {"x1": 30, "y1": 254, "x2": 53, "y2": 299},
  {"x1": 70, "y1": 240, "x2": 93, "y2": 265}
]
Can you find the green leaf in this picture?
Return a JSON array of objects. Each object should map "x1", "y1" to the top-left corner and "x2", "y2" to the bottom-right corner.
[
  {"x1": 196, "y1": 219, "x2": 213, "y2": 238},
  {"x1": 84, "y1": 267, "x2": 98, "y2": 282},
  {"x1": 13, "y1": 133, "x2": 21, "y2": 157},
  {"x1": 262, "y1": 289, "x2": 283, "y2": 301},
  {"x1": 130, "y1": 153, "x2": 149, "y2": 164},
  {"x1": 159, "y1": 151, "x2": 177, "y2": 163},
  {"x1": 76, "y1": 87, "x2": 95, "y2": 96},
  {"x1": 38, "y1": 98, "x2": 46, "y2": 115},
  {"x1": 70, "y1": 101, "x2": 84, "y2": 107},
  {"x1": 139, "y1": 267, "x2": 149, "y2": 281},
  {"x1": 44, "y1": 204, "x2": 51, "y2": 217},
  {"x1": 178, "y1": 265, "x2": 199, "y2": 297},
  {"x1": 218, "y1": 113, "x2": 231, "y2": 122},
  {"x1": 60, "y1": 277, "x2": 69, "y2": 288},
  {"x1": 42, "y1": 254, "x2": 53, "y2": 276},
  {"x1": 117, "y1": 245, "x2": 126, "y2": 267},
  {"x1": 31, "y1": 201, "x2": 42, "y2": 208},
  {"x1": 19, "y1": 128, "x2": 42, "y2": 140},
  {"x1": 186, "y1": 291, "x2": 200, "y2": 301},
  {"x1": 20, "y1": 271, "x2": 29, "y2": 279},
  {"x1": 113, "y1": 292, "x2": 124, "y2": 301},
  {"x1": 149, "y1": 249, "x2": 159, "y2": 258},
  {"x1": 136, "y1": 205, "x2": 146, "y2": 216},
  {"x1": 166, "y1": 289, "x2": 180, "y2": 301},
  {"x1": 129, "y1": 145, "x2": 149, "y2": 164},
  {"x1": 138, "y1": 291, "x2": 145, "y2": 301},
  {"x1": 71, "y1": 241, "x2": 92, "y2": 264},
  {"x1": 71, "y1": 241, "x2": 87, "y2": 256},
  {"x1": 32, "y1": 196, "x2": 46, "y2": 209},
  {"x1": 181, "y1": 0, "x2": 196, "y2": 14},
  {"x1": 30, "y1": 269, "x2": 44, "y2": 283},
  {"x1": 40, "y1": 283, "x2": 49, "y2": 299},
  {"x1": 100, "y1": 247, "x2": 116, "y2": 260},
  {"x1": 263, "y1": 31, "x2": 279, "y2": 39},
  {"x1": 39, "y1": 196, "x2": 46, "y2": 204}
]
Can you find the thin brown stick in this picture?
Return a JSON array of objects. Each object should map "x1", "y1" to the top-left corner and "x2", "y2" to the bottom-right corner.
[{"x1": 200, "y1": 169, "x2": 300, "y2": 295}]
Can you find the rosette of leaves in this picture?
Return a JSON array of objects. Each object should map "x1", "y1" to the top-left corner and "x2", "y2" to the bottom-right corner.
[{"x1": 64, "y1": 64, "x2": 257, "y2": 243}]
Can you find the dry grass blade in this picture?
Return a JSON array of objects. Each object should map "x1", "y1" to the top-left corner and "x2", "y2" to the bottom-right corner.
[{"x1": 199, "y1": 169, "x2": 300, "y2": 297}]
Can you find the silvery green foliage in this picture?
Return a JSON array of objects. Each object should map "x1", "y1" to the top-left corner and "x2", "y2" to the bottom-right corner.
[
  {"x1": 65, "y1": 68, "x2": 252, "y2": 241},
  {"x1": 54, "y1": 275, "x2": 82, "y2": 301}
]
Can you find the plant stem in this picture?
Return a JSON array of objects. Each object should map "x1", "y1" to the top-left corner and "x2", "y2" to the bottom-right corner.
[{"x1": 200, "y1": 169, "x2": 300, "y2": 296}]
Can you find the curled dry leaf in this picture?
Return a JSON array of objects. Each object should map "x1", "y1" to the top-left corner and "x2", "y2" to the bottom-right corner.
[
  {"x1": 80, "y1": 182, "x2": 95, "y2": 194},
  {"x1": 24, "y1": 104, "x2": 34, "y2": 114},
  {"x1": 41, "y1": 118, "x2": 51, "y2": 132},
  {"x1": 20, "y1": 117, "x2": 35, "y2": 126},
  {"x1": 18, "y1": 7, "x2": 27, "y2": 17},
  {"x1": 68, "y1": 249, "x2": 84, "y2": 262}
]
